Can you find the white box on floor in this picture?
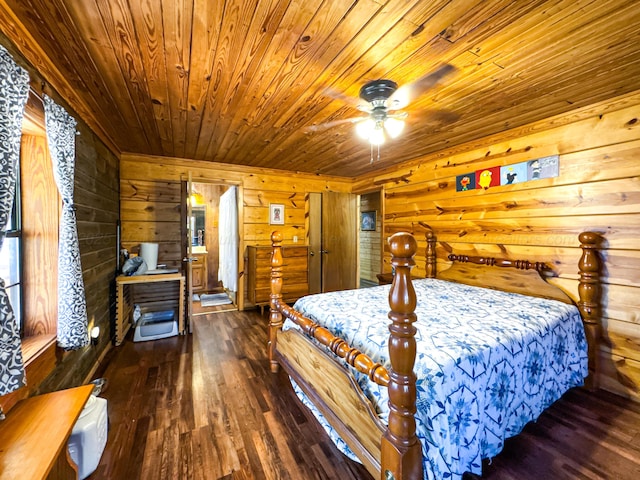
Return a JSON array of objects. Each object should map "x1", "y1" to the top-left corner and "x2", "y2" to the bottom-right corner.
[
  {"x1": 133, "y1": 309, "x2": 178, "y2": 342},
  {"x1": 68, "y1": 395, "x2": 108, "y2": 479}
]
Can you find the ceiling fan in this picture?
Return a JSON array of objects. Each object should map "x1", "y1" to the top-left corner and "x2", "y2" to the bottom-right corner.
[{"x1": 306, "y1": 64, "x2": 456, "y2": 158}]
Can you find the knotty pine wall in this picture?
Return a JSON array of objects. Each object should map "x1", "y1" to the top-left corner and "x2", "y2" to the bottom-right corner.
[
  {"x1": 355, "y1": 91, "x2": 640, "y2": 401},
  {"x1": 119, "y1": 154, "x2": 352, "y2": 308}
]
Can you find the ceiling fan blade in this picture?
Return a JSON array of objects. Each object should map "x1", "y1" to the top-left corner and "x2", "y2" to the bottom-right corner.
[
  {"x1": 321, "y1": 86, "x2": 370, "y2": 112},
  {"x1": 304, "y1": 116, "x2": 367, "y2": 133},
  {"x1": 388, "y1": 64, "x2": 456, "y2": 110},
  {"x1": 387, "y1": 111, "x2": 408, "y2": 120}
]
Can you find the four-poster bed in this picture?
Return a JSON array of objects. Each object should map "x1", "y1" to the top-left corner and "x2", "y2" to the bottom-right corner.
[{"x1": 268, "y1": 230, "x2": 601, "y2": 480}]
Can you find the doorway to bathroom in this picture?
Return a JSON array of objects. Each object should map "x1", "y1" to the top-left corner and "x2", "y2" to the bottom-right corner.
[{"x1": 183, "y1": 181, "x2": 240, "y2": 317}]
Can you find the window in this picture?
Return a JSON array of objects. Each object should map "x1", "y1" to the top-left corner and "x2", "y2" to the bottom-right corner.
[
  {"x1": 0, "y1": 162, "x2": 22, "y2": 332},
  {"x1": 8, "y1": 92, "x2": 59, "y2": 339}
]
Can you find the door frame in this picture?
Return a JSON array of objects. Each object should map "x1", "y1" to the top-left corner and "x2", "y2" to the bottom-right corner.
[
  {"x1": 180, "y1": 175, "x2": 244, "y2": 322},
  {"x1": 353, "y1": 186, "x2": 384, "y2": 286}
]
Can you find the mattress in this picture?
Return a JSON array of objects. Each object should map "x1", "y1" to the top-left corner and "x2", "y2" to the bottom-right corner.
[{"x1": 287, "y1": 278, "x2": 588, "y2": 480}]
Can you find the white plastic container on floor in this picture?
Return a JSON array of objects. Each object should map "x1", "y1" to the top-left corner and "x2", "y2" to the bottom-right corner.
[
  {"x1": 68, "y1": 394, "x2": 109, "y2": 479},
  {"x1": 133, "y1": 309, "x2": 178, "y2": 342}
]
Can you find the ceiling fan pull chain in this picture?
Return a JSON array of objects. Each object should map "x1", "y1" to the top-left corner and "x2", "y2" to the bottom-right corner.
[
  {"x1": 377, "y1": 144, "x2": 381, "y2": 162},
  {"x1": 370, "y1": 143, "x2": 374, "y2": 164}
]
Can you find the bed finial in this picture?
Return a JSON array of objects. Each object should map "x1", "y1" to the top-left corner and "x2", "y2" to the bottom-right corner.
[
  {"x1": 382, "y1": 232, "x2": 423, "y2": 480},
  {"x1": 425, "y1": 230, "x2": 436, "y2": 278},
  {"x1": 269, "y1": 231, "x2": 284, "y2": 373},
  {"x1": 578, "y1": 231, "x2": 602, "y2": 391}
]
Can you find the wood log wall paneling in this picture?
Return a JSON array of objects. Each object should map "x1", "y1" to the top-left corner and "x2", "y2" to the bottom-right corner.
[
  {"x1": 356, "y1": 91, "x2": 640, "y2": 401},
  {"x1": 3, "y1": 1, "x2": 640, "y2": 177},
  {"x1": 119, "y1": 155, "x2": 352, "y2": 307}
]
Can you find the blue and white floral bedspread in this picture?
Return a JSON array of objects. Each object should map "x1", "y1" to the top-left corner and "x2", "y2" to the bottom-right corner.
[{"x1": 287, "y1": 278, "x2": 588, "y2": 480}]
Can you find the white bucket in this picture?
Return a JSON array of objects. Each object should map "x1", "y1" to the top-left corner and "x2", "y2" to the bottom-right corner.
[{"x1": 139, "y1": 242, "x2": 159, "y2": 270}]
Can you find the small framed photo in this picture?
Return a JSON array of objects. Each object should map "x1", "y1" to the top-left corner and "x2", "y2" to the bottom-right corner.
[
  {"x1": 269, "y1": 204, "x2": 285, "y2": 225},
  {"x1": 360, "y1": 210, "x2": 376, "y2": 231}
]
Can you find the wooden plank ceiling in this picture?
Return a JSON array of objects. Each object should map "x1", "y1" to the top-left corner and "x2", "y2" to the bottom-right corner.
[{"x1": 2, "y1": 0, "x2": 640, "y2": 177}]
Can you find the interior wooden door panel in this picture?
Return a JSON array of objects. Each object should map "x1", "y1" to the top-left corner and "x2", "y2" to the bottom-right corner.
[
  {"x1": 308, "y1": 193, "x2": 322, "y2": 294},
  {"x1": 321, "y1": 192, "x2": 357, "y2": 292}
]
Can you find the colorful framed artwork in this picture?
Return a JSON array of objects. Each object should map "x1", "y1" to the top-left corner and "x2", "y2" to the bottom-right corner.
[
  {"x1": 456, "y1": 173, "x2": 476, "y2": 192},
  {"x1": 360, "y1": 211, "x2": 376, "y2": 231},
  {"x1": 269, "y1": 204, "x2": 285, "y2": 225},
  {"x1": 527, "y1": 154, "x2": 559, "y2": 180},
  {"x1": 475, "y1": 166, "x2": 501, "y2": 190},
  {"x1": 500, "y1": 162, "x2": 528, "y2": 185}
]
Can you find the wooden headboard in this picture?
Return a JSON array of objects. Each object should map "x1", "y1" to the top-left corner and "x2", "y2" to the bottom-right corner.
[
  {"x1": 423, "y1": 229, "x2": 602, "y2": 389},
  {"x1": 437, "y1": 253, "x2": 573, "y2": 305}
]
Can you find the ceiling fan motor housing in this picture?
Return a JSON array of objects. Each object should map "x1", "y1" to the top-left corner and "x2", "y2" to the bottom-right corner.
[{"x1": 359, "y1": 79, "x2": 398, "y2": 104}]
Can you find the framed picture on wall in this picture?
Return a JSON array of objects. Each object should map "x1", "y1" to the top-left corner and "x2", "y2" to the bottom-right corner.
[
  {"x1": 269, "y1": 203, "x2": 285, "y2": 225},
  {"x1": 360, "y1": 210, "x2": 376, "y2": 231}
]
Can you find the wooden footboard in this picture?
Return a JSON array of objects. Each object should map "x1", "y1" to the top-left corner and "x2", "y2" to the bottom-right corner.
[{"x1": 269, "y1": 231, "x2": 423, "y2": 480}]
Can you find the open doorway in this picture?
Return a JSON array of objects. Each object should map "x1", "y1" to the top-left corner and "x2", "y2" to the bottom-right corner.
[
  {"x1": 187, "y1": 182, "x2": 239, "y2": 315},
  {"x1": 359, "y1": 191, "x2": 382, "y2": 288}
]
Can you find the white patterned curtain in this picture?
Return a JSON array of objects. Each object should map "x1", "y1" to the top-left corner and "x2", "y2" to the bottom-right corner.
[
  {"x1": 0, "y1": 45, "x2": 29, "y2": 395},
  {"x1": 218, "y1": 186, "x2": 238, "y2": 292},
  {"x1": 44, "y1": 95, "x2": 88, "y2": 349}
]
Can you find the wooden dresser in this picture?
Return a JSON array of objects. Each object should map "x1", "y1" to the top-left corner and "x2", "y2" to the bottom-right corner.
[{"x1": 247, "y1": 245, "x2": 309, "y2": 312}]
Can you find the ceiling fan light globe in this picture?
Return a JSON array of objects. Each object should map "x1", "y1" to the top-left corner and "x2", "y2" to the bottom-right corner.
[
  {"x1": 356, "y1": 119, "x2": 376, "y2": 139},
  {"x1": 384, "y1": 117, "x2": 405, "y2": 138},
  {"x1": 369, "y1": 126, "x2": 385, "y2": 145}
]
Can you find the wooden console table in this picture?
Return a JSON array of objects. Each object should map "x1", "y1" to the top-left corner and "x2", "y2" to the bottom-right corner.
[
  {"x1": 115, "y1": 273, "x2": 185, "y2": 345},
  {"x1": 0, "y1": 384, "x2": 94, "y2": 479}
]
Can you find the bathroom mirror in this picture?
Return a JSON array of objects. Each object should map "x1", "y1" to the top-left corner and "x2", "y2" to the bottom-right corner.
[{"x1": 191, "y1": 206, "x2": 206, "y2": 246}]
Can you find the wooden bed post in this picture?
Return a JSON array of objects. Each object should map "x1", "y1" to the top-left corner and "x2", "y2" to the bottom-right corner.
[
  {"x1": 577, "y1": 231, "x2": 602, "y2": 391},
  {"x1": 269, "y1": 231, "x2": 284, "y2": 373},
  {"x1": 425, "y1": 230, "x2": 436, "y2": 278},
  {"x1": 381, "y1": 232, "x2": 423, "y2": 480}
]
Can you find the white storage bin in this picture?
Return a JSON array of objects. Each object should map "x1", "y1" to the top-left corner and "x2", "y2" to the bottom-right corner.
[
  {"x1": 133, "y1": 309, "x2": 178, "y2": 342},
  {"x1": 68, "y1": 395, "x2": 108, "y2": 479}
]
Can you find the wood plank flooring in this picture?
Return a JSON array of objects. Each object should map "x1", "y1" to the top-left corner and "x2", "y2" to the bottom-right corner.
[{"x1": 91, "y1": 310, "x2": 640, "y2": 479}]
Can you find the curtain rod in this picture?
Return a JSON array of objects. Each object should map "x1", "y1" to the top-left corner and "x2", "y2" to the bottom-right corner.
[{"x1": 28, "y1": 84, "x2": 45, "y2": 103}]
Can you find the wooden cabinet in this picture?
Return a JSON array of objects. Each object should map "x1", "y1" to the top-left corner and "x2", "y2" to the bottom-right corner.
[
  {"x1": 192, "y1": 253, "x2": 208, "y2": 293},
  {"x1": 247, "y1": 245, "x2": 309, "y2": 310}
]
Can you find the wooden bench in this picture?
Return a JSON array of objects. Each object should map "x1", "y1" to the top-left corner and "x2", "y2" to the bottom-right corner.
[{"x1": 0, "y1": 384, "x2": 94, "y2": 479}]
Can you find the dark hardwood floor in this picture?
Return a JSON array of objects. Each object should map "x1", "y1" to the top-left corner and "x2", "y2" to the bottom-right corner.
[{"x1": 91, "y1": 310, "x2": 640, "y2": 479}]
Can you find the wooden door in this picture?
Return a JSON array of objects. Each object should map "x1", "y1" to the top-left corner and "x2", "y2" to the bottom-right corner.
[
  {"x1": 308, "y1": 193, "x2": 322, "y2": 294},
  {"x1": 321, "y1": 192, "x2": 357, "y2": 292}
]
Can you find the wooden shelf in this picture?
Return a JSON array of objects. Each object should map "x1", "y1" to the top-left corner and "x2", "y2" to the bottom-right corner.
[{"x1": 115, "y1": 273, "x2": 185, "y2": 345}]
